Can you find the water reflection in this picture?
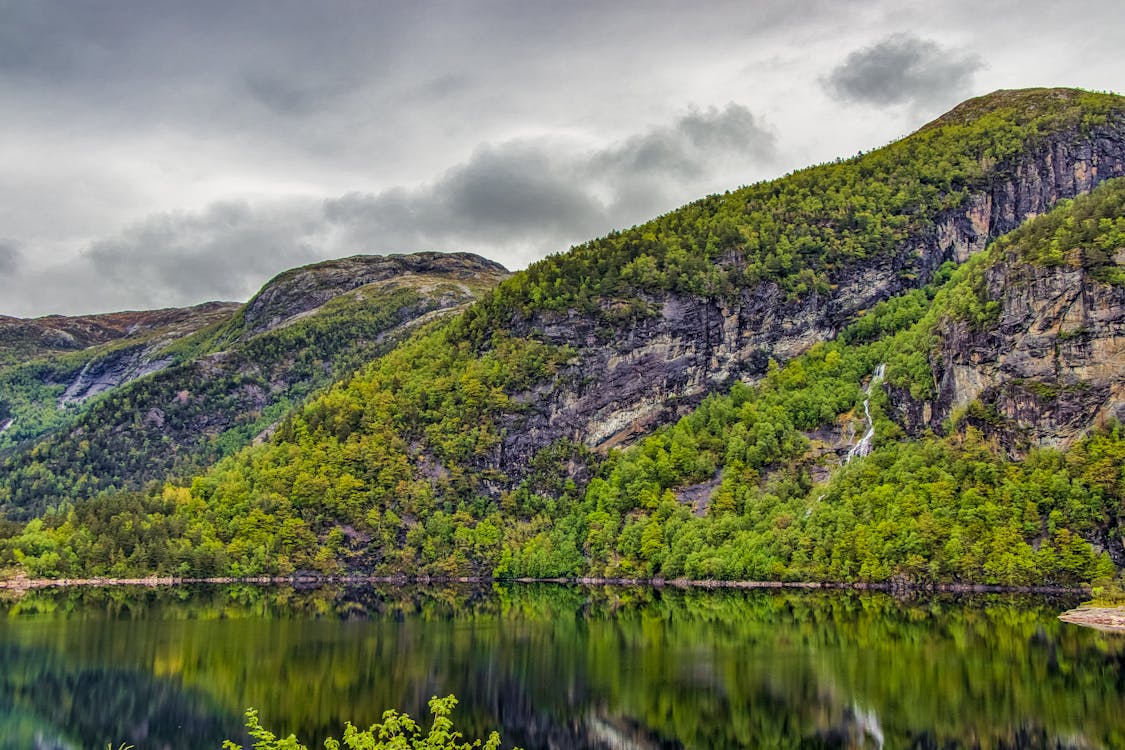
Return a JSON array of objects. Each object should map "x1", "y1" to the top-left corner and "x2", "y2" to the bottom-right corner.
[{"x1": 0, "y1": 584, "x2": 1121, "y2": 749}]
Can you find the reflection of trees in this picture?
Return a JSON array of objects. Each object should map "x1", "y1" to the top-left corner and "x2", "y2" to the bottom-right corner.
[{"x1": 0, "y1": 585, "x2": 1123, "y2": 749}]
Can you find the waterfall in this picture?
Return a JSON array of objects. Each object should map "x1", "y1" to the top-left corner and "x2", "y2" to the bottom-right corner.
[
  {"x1": 846, "y1": 363, "x2": 885, "y2": 463},
  {"x1": 0, "y1": 417, "x2": 11, "y2": 433}
]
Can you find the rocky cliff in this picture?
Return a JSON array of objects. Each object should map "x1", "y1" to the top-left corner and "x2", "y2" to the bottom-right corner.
[
  {"x1": 890, "y1": 200, "x2": 1125, "y2": 454},
  {"x1": 5, "y1": 89, "x2": 1125, "y2": 584},
  {"x1": 236, "y1": 252, "x2": 509, "y2": 339},
  {"x1": 494, "y1": 91, "x2": 1125, "y2": 476}
]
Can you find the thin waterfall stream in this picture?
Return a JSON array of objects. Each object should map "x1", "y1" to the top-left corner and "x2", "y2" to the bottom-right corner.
[{"x1": 846, "y1": 363, "x2": 885, "y2": 463}]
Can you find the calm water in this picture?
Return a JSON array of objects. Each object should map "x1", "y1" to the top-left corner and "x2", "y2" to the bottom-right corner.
[{"x1": 0, "y1": 584, "x2": 1121, "y2": 749}]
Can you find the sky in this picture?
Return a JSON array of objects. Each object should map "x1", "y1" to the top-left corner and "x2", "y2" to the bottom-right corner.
[{"x1": 1, "y1": 0, "x2": 1122, "y2": 317}]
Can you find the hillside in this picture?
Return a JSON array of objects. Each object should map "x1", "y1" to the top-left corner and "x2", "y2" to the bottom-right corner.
[
  {"x1": 519, "y1": 177, "x2": 1125, "y2": 584},
  {"x1": 0, "y1": 252, "x2": 508, "y2": 519},
  {"x1": 3, "y1": 88, "x2": 1125, "y2": 585},
  {"x1": 0, "y1": 302, "x2": 243, "y2": 452}
]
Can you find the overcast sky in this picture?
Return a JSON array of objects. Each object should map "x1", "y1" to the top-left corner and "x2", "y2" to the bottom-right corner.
[{"x1": 1, "y1": 0, "x2": 1122, "y2": 316}]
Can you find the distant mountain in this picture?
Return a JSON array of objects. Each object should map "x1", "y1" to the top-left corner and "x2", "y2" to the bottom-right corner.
[
  {"x1": 0, "y1": 252, "x2": 508, "y2": 518},
  {"x1": 0, "y1": 303, "x2": 241, "y2": 368},
  {"x1": 3, "y1": 88, "x2": 1125, "y2": 586},
  {"x1": 0, "y1": 302, "x2": 243, "y2": 454}
]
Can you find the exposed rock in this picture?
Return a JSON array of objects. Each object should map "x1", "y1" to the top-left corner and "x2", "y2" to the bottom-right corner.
[
  {"x1": 674, "y1": 475, "x2": 723, "y2": 516},
  {"x1": 59, "y1": 349, "x2": 174, "y2": 405},
  {"x1": 495, "y1": 117, "x2": 1125, "y2": 478},
  {"x1": 892, "y1": 256, "x2": 1125, "y2": 452},
  {"x1": 1059, "y1": 606, "x2": 1125, "y2": 632}
]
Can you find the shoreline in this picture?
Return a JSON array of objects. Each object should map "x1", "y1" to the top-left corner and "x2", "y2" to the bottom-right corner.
[{"x1": 0, "y1": 572, "x2": 1092, "y2": 596}]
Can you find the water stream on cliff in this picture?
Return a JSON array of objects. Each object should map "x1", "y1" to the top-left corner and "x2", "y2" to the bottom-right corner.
[{"x1": 846, "y1": 363, "x2": 885, "y2": 463}]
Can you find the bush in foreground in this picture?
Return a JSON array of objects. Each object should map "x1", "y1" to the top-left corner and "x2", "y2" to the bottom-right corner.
[{"x1": 222, "y1": 695, "x2": 520, "y2": 750}]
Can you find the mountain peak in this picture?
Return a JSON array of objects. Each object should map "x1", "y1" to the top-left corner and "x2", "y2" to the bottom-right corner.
[
  {"x1": 919, "y1": 87, "x2": 1124, "y2": 131},
  {"x1": 238, "y1": 251, "x2": 510, "y2": 340}
]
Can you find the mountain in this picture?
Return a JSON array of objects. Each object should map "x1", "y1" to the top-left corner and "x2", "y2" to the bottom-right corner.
[
  {"x1": 556, "y1": 177, "x2": 1125, "y2": 584},
  {"x1": 0, "y1": 303, "x2": 241, "y2": 369},
  {"x1": 0, "y1": 252, "x2": 508, "y2": 519},
  {"x1": 3, "y1": 88, "x2": 1125, "y2": 586},
  {"x1": 0, "y1": 302, "x2": 241, "y2": 446}
]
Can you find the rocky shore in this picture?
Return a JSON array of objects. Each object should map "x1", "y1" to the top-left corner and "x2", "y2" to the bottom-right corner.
[{"x1": 1059, "y1": 606, "x2": 1125, "y2": 632}]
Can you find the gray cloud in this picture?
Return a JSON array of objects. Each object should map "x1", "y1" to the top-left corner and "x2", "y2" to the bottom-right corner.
[
  {"x1": 67, "y1": 200, "x2": 330, "y2": 312},
  {"x1": 0, "y1": 241, "x2": 22, "y2": 276},
  {"x1": 0, "y1": 202, "x2": 329, "y2": 314},
  {"x1": 824, "y1": 33, "x2": 983, "y2": 109},
  {"x1": 599, "y1": 104, "x2": 776, "y2": 179},
  {"x1": 0, "y1": 103, "x2": 776, "y2": 315},
  {"x1": 2, "y1": 1, "x2": 1123, "y2": 317},
  {"x1": 324, "y1": 103, "x2": 776, "y2": 267}
]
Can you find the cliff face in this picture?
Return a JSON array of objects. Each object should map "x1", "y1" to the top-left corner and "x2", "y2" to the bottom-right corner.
[
  {"x1": 891, "y1": 252, "x2": 1125, "y2": 452},
  {"x1": 495, "y1": 116, "x2": 1125, "y2": 472}
]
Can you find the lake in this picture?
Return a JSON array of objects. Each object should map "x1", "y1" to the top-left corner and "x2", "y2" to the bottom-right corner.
[{"x1": 0, "y1": 584, "x2": 1121, "y2": 749}]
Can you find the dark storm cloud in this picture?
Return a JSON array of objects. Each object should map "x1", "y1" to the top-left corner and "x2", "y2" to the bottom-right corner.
[
  {"x1": 435, "y1": 145, "x2": 606, "y2": 234},
  {"x1": 824, "y1": 33, "x2": 983, "y2": 109},
  {"x1": 598, "y1": 104, "x2": 776, "y2": 179},
  {"x1": 66, "y1": 201, "x2": 326, "y2": 310},
  {"x1": 324, "y1": 143, "x2": 606, "y2": 247},
  {"x1": 4, "y1": 0, "x2": 1122, "y2": 316}
]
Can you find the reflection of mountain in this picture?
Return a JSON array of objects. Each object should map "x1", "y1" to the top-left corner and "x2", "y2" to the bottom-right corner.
[
  {"x1": 0, "y1": 585, "x2": 1122, "y2": 749},
  {"x1": 0, "y1": 643, "x2": 240, "y2": 749}
]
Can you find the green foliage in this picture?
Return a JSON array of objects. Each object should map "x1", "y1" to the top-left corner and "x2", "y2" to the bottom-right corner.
[
  {"x1": 223, "y1": 696, "x2": 516, "y2": 750},
  {"x1": 0, "y1": 358, "x2": 87, "y2": 449},
  {"x1": 0, "y1": 325, "x2": 575, "y2": 578},
  {"x1": 12, "y1": 227, "x2": 1120, "y2": 585},
  {"x1": 1089, "y1": 571, "x2": 1125, "y2": 604},
  {"x1": 0, "y1": 282, "x2": 480, "y2": 519},
  {"x1": 451, "y1": 90, "x2": 1122, "y2": 335},
  {"x1": 994, "y1": 175, "x2": 1125, "y2": 284}
]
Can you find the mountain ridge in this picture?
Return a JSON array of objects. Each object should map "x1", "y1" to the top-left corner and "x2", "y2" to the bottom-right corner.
[{"x1": 0, "y1": 301, "x2": 241, "y2": 368}]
